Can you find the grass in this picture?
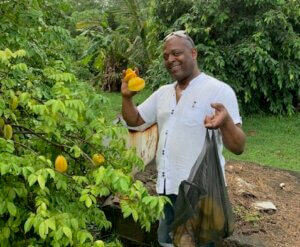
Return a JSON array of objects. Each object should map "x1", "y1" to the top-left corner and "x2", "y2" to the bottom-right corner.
[
  {"x1": 99, "y1": 89, "x2": 300, "y2": 172},
  {"x1": 223, "y1": 114, "x2": 300, "y2": 172},
  {"x1": 100, "y1": 88, "x2": 153, "y2": 122}
]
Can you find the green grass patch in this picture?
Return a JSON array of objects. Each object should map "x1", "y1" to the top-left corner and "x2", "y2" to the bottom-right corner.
[
  {"x1": 99, "y1": 88, "x2": 153, "y2": 122},
  {"x1": 100, "y1": 89, "x2": 300, "y2": 172},
  {"x1": 224, "y1": 114, "x2": 300, "y2": 172}
]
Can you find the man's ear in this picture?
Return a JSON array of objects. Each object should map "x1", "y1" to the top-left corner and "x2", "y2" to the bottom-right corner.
[{"x1": 191, "y1": 48, "x2": 197, "y2": 60}]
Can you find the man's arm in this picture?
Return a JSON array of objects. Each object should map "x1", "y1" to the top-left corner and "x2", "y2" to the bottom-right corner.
[
  {"x1": 204, "y1": 103, "x2": 245, "y2": 155},
  {"x1": 122, "y1": 96, "x2": 145, "y2": 127}
]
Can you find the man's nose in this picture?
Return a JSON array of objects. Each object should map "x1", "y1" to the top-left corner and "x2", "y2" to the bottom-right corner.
[{"x1": 167, "y1": 54, "x2": 176, "y2": 63}]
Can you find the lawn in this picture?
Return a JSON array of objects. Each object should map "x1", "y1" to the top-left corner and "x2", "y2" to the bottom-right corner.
[
  {"x1": 99, "y1": 89, "x2": 300, "y2": 172},
  {"x1": 223, "y1": 114, "x2": 300, "y2": 172}
]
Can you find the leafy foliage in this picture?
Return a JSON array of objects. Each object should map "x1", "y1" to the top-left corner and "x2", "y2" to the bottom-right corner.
[
  {"x1": 0, "y1": 46, "x2": 168, "y2": 246},
  {"x1": 148, "y1": 0, "x2": 300, "y2": 115},
  {"x1": 75, "y1": 0, "x2": 160, "y2": 92},
  {"x1": 0, "y1": 1, "x2": 168, "y2": 246}
]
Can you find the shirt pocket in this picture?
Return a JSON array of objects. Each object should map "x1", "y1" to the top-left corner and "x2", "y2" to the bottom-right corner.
[{"x1": 181, "y1": 103, "x2": 210, "y2": 127}]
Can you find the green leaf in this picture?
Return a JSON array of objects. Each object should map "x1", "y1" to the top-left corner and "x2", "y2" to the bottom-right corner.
[
  {"x1": 150, "y1": 198, "x2": 158, "y2": 209},
  {"x1": 77, "y1": 231, "x2": 87, "y2": 244},
  {"x1": 6, "y1": 201, "x2": 17, "y2": 216},
  {"x1": 71, "y1": 145, "x2": 82, "y2": 158},
  {"x1": 24, "y1": 217, "x2": 34, "y2": 233},
  {"x1": 2, "y1": 227, "x2": 10, "y2": 239},
  {"x1": 37, "y1": 175, "x2": 46, "y2": 190},
  {"x1": 119, "y1": 178, "x2": 129, "y2": 192},
  {"x1": 85, "y1": 196, "x2": 92, "y2": 208},
  {"x1": 46, "y1": 217, "x2": 56, "y2": 231},
  {"x1": 13, "y1": 49, "x2": 26, "y2": 57},
  {"x1": 158, "y1": 198, "x2": 165, "y2": 213},
  {"x1": 79, "y1": 194, "x2": 88, "y2": 202},
  {"x1": 132, "y1": 209, "x2": 138, "y2": 222},
  {"x1": 63, "y1": 226, "x2": 72, "y2": 240},
  {"x1": 46, "y1": 168, "x2": 55, "y2": 178},
  {"x1": 28, "y1": 174, "x2": 37, "y2": 186},
  {"x1": 39, "y1": 221, "x2": 48, "y2": 239},
  {"x1": 142, "y1": 196, "x2": 152, "y2": 205},
  {"x1": 71, "y1": 218, "x2": 78, "y2": 231}
]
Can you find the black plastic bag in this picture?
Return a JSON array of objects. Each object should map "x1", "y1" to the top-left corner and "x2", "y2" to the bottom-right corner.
[{"x1": 172, "y1": 129, "x2": 234, "y2": 246}]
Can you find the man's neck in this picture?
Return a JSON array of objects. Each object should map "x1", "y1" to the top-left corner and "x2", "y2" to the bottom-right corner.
[{"x1": 177, "y1": 69, "x2": 201, "y2": 90}]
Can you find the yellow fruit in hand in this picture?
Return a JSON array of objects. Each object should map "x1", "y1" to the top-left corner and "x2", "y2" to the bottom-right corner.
[
  {"x1": 125, "y1": 68, "x2": 134, "y2": 74},
  {"x1": 128, "y1": 77, "x2": 145, "y2": 91},
  {"x1": 124, "y1": 68, "x2": 137, "y2": 82},
  {"x1": 4, "y1": 124, "x2": 13, "y2": 140},
  {"x1": 55, "y1": 155, "x2": 68, "y2": 173},
  {"x1": 92, "y1": 153, "x2": 105, "y2": 166}
]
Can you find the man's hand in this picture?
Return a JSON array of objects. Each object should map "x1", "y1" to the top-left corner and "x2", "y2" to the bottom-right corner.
[
  {"x1": 121, "y1": 68, "x2": 138, "y2": 98},
  {"x1": 204, "y1": 103, "x2": 229, "y2": 129},
  {"x1": 204, "y1": 103, "x2": 245, "y2": 155}
]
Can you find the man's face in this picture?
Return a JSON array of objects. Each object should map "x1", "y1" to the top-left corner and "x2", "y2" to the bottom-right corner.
[{"x1": 163, "y1": 36, "x2": 197, "y2": 83}]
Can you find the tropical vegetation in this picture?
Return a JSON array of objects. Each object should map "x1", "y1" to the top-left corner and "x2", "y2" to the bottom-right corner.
[{"x1": 0, "y1": 0, "x2": 299, "y2": 246}]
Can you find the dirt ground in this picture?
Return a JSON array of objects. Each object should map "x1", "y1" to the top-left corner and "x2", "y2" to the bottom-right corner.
[{"x1": 135, "y1": 160, "x2": 300, "y2": 247}]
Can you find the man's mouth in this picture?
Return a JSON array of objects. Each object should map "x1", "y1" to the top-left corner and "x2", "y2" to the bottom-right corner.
[{"x1": 170, "y1": 63, "x2": 181, "y2": 72}]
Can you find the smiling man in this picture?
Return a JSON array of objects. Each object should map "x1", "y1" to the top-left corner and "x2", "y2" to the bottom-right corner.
[{"x1": 121, "y1": 31, "x2": 245, "y2": 247}]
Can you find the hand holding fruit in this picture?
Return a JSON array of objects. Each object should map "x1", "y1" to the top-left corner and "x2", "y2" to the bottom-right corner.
[{"x1": 121, "y1": 68, "x2": 145, "y2": 98}]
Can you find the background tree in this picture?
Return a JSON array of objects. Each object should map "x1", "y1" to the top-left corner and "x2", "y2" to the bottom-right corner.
[{"x1": 147, "y1": 0, "x2": 300, "y2": 115}]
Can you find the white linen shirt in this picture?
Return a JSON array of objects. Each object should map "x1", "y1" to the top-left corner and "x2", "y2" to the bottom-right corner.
[{"x1": 137, "y1": 73, "x2": 242, "y2": 195}]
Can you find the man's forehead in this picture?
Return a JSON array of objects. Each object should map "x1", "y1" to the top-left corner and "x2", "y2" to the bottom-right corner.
[{"x1": 163, "y1": 36, "x2": 193, "y2": 51}]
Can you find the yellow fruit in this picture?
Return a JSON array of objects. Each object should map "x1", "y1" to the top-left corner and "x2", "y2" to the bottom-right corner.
[
  {"x1": 212, "y1": 203, "x2": 225, "y2": 231},
  {"x1": 94, "y1": 240, "x2": 105, "y2": 247},
  {"x1": 128, "y1": 77, "x2": 145, "y2": 91},
  {"x1": 0, "y1": 118, "x2": 5, "y2": 127},
  {"x1": 92, "y1": 153, "x2": 105, "y2": 166},
  {"x1": 200, "y1": 197, "x2": 213, "y2": 216},
  {"x1": 124, "y1": 69, "x2": 137, "y2": 83},
  {"x1": 4, "y1": 124, "x2": 13, "y2": 140},
  {"x1": 10, "y1": 95, "x2": 19, "y2": 110},
  {"x1": 55, "y1": 155, "x2": 68, "y2": 173},
  {"x1": 125, "y1": 68, "x2": 134, "y2": 74}
]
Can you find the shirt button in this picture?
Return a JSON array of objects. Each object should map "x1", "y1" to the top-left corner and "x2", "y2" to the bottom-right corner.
[{"x1": 162, "y1": 150, "x2": 165, "y2": 155}]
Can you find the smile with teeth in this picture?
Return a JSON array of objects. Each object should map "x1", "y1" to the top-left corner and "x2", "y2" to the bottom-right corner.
[{"x1": 170, "y1": 63, "x2": 181, "y2": 71}]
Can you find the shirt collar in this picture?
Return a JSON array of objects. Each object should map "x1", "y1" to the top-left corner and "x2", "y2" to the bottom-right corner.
[{"x1": 173, "y1": 72, "x2": 205, "y2": 94}]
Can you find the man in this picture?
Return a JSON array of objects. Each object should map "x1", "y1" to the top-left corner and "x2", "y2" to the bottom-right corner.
[{"x1": 121, "y1": 31, "x2": 245, "y2": 247}]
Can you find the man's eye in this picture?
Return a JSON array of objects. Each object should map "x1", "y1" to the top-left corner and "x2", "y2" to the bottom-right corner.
[{"x1": 174, "y1": 51, "x2": 182, "y2": 56}]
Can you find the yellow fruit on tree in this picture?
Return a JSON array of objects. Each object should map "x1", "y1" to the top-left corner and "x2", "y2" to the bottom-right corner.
[
  {"x1": 0, "y1": 118, "x2": 5, "y2": 127},
  {"x1": 55, "y1": 155, "x2": 68, "y2": 173},
  {"x1": 4, "y1": 124, "x2": 13, "y2": 140},
  {"x1": 94, "y1": 240, "x2": 105, "y2": 247},
  {"x1": 92, "y1": 153, "x2": 105, "y2": 166},
  {"x1": 10, "y1": 95, "x2": 19, "y2": 110},
  {"x1": 128, "y1": 77, "x2": 145, "y2": 91}
]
